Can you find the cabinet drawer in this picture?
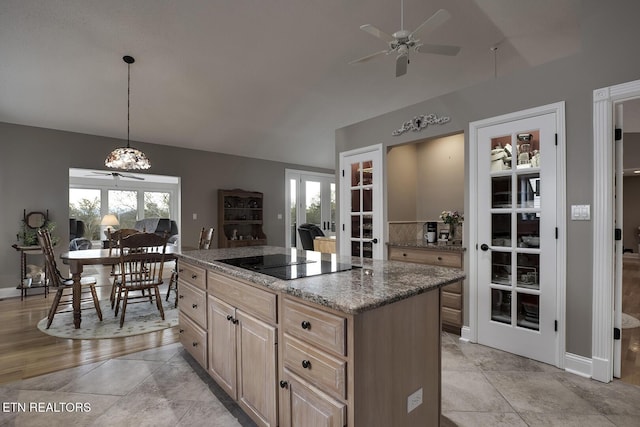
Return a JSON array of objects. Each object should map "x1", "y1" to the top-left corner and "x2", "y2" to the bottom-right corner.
[
  {"x1": 388, "y1": 247, "x2": 462, "y2": 268},
  {"x1": 179, "y1": 312, "x2": 207, "y2": 369},
  {"x1": 442, "y1": 291, "x2": 462, "y2": 310},
  {"x1": 208, "y1": 272, "x2": 277, "y2": 324},
  {"x1": 178, "y1": 281, "x2": 207, "y2": 327},
  {"x1": 283, "y1": 297, "x2": 346, "y2": 356},
  {"x1": 178, "y1": 261, "x2": 207, "y2": 290},
  {"x1": 443, "y1": 280, "x2": 462, "y2": 294},
  {"x1": 442, "y1": 307, "x2": 462, "y2": 327},
  {"x1": 283, "y1": 335, "x2": 346, "y2": 400}
]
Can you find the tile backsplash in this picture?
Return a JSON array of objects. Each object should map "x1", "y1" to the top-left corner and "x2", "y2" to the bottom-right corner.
[{"x1": 388, "y1": 221, "x2": 463, "y2": 242}]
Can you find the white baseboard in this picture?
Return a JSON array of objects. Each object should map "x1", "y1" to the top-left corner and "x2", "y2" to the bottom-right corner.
[
  {"x1": 459, "y1": 326, "x2": 472, "y2": 342},
  {"x1": 564, "y1": 352, "x2": 592, "y2": 379},
  {"x1": 0, "y1": 286, "x2": 45, "y2": 300}
]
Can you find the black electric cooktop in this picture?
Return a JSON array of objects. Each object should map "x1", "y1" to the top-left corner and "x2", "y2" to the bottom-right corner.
[{"x1": 217, "y1": 253, "x2": 357, "y2": 280}]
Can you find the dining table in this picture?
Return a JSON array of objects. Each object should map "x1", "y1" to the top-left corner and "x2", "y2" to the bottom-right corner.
[{"x1": 61, "y1": 246, "x2": 179, "y2": 329}]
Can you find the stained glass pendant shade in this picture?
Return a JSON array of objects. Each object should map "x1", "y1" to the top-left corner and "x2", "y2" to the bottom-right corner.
[{"x1": 105, "y1": 55, "x2": 150, "y2": 170}]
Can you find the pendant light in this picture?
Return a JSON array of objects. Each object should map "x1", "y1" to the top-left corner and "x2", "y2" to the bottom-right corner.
[{"x1": 105, "y1": 55, "x2": 150, "y2": 170}]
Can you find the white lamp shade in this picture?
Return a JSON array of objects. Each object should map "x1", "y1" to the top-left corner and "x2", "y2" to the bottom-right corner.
[{"x1": 101, "y1": 214, "x2": 119, "y2": 227}]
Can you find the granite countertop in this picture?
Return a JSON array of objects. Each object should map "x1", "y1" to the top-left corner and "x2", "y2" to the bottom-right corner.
[
  {"x1": 177, "y1": 246, "x2": 466, "y2": 315},
  {"x1": 387, "y1": 240, "x2": 466, "y2": 252}
]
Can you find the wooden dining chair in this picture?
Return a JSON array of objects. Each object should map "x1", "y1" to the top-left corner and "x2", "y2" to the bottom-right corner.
[
  {"x1": 37, "y1": 229, "x2": 103, "y2": 329},
  {"x1": 107, "y1": 228, "x2": 140, "y2": 307},
  {"x1": 165, "y1": 227, "x2": 214, "y2": 307},
  {"x1": 113, "y1": 232, "x2": 168, "y2": 328}
]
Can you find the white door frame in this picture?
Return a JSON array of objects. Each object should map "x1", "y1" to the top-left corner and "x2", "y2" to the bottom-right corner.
[
  {"x1": 592, "y1": 79, "x2": 640, "y2": 383},
  {"x1": 468, "y1": 102, "x2": 566, "y2": 369}
]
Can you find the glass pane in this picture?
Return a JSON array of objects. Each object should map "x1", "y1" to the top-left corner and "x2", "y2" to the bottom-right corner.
[
  {"x1": 363, "y1": 188, "x2": 372, "y2": 212},
  {"x1": 490, "y1": 136, "x2": 512, "y2": 171},
  {"x1": 491, "y1": 289, "x2": 512, "y2": 324},
  {"x1": 516, "y1": 131, "x2": 540, "y2": 169},
  {"x1": 290, "y1": 178, "x2": 297, "y2": 247},
  {"x1": 517, "y1": 293, "x2": 539, "y2": 330},
  {"x1": 362, "y1": 215, "x2": 373, "y2": 239},
  {"x1": 492, "y1": 176, "x2": 511, "y2": 208},
  {"x1": 362, "y1": 241, "x2": 373, "y2": 258},
  {"x1": 351, "y1": 241, "x2": 360, "y2": 257},
  {"x1": 516, "y1": 173, "x2": 540, "y2": 208},
  {"x1": 330, "y1": 183, "x2": 336, "y2": 233},
  {"x1": 491, "y1": 213, "x2": 511, "y2": 247},
  {"x1": 351, "y1": 189, "x2": 361, "y2": 212},
  {"x1": 517, "y1": 253, "x2": 540, "y2": 290},
  {"x1": 362, "y1": 161, "x2": 373, "y2": 185},
  {"x1": 69, "y1": 188, "x2": 101, "y2": 240},
  {"x1": 351, "y1": 163, "x2": 360, "y2": 186},
  {"x1": 144, "y1": 192, "x2": 170, "y2": 218},
  {"x1": 351, "y1": 216, "x2": 360, "y2": 238},
  {"x1": 305, "y1": 181, "x2": 321, "y2": 226},
  {"x1": 517, "y1": 213, "x2": 540, "y2": 247},
  {"x1": 108, "y1": 190, "x2": 138, "y2": 229},
  {"x1": 491, "y1": 251, "x2": 512, "y2": 285}
]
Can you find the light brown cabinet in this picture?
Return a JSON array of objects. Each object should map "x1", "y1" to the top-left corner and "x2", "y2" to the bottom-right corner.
[
  {"x1": 207, "y1": 273, "x2": 278, "y2": 427},
  {"x1": 388, "y1": 245, "x2": 464, "y2": 334},
  {"x1": 177, "y1": 261, "x2": 208, "y2": 368},
  {"x1": 218, "y1": 189, "x2": 267, "y2": 248}
]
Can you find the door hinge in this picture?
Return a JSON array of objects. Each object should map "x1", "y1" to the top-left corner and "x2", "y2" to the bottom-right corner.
[
  {"x1": 614, "y1": 327, "x2": 621, "y2": 340},
  {"x1": 615, "y1": 128, "x2": 622, "y2": 141},
  {"x1": 342, "y1": 223, "x2": 345, "y2": 231},
  {"x1": 615, "y1": 228, "x2": 622, "y2": 241},
  {"x1": 342, "y1": 169, "x2": 345, "y2": 177},
  {"x1": 554, "y1": 320, "x2": 558, "y2": 332},
  {"x1": 555, "y1": 133, "x2": 558, "y2": 146},
  {"x1": 555, "y1": 227, "x2": 558, "y2": 239}
]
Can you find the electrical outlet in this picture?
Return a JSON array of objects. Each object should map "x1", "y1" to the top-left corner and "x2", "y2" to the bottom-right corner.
[{"x1": 407, "y1": 388, "x2": 423, "y2": 413}]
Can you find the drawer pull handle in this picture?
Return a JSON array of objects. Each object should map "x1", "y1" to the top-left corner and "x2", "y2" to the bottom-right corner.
[
  {"x1": 179, "y1": 329, "x2": 184, "y2": 333},
  {"x1": 227, "y1": 315, "x2": 233, "y2": 321},
  {"x1": 232, "y1": 318, "x2": 239, "y2": 325},
  {"x1": 191, "y1": 274, "x2": 197, "y2": 279},
  {"x1": 192, "y1": 303, "x2": 198, "y2": 309},
  {"x1": 192, "y1": 342, "x2": 198, "y2": 347},
  {"x1": 301, "y1": 320, "x2": 311, "y2": 330},
  {"x1": 178, "y1": 268, "x2": 184, "y2": 273},
  {"x1": 179, "y1": 295, "x2": 184, "y2": 299},
  {"x1": 279, "y1": 380, "x2": 289, "y2": 389},
  {"x1": 301, "y1": 360, "x2": 312, "y2": 369}
]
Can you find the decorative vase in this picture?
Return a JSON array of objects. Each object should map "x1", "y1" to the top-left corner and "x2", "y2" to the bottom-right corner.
[{"x1": 449, "y1": 223, "x2": 459, "y2": 242}]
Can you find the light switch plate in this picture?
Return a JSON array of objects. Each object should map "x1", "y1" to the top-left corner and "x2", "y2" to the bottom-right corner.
[{"x1": 571, "y1": 205, "x2": 590, "y2": 221}]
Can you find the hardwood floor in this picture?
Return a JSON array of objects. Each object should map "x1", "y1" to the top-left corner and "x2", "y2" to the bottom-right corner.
[{"x1": 0, "y1": 265, "x2": 179, "y2": 385}]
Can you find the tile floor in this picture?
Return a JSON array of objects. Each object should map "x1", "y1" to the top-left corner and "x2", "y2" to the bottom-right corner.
[{"x1": 1, "y1": 333, "x2": 639, "y2": 427}]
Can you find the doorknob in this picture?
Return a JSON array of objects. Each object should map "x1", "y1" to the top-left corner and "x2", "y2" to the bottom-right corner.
[
  {"x1": 480, "y1": 243, "x2": 490, "y2": 251},
  {"x1": 371, "y1": 238, "x2": 378, "y2": 244}
]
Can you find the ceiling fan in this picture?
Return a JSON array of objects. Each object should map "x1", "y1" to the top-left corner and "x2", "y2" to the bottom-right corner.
[
  {"x1": 89, "y1": 171, "x2": 145, "y2": 180},
  {"x1": 350, "y1": 3, "x2": 461, "y2": 77}
]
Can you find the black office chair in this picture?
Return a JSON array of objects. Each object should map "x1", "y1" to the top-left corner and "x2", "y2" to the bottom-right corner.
[{"x1": 297, "y1": 224, "x2": 325, "y2": 250}]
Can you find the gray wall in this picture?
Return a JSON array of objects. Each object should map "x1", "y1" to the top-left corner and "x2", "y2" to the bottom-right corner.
[
  {"x1": 335, "y1": 0, "x2": 640, "y2": 358},
  {"x1": 0, "y1": 122, "x2": 331, "y2": 289}
]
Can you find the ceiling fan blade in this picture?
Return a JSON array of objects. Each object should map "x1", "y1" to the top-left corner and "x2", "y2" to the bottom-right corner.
[
  {"x1": 415, "y1": 43, "x2": 461, "y2": 56},
  {"x1": 119, "y1": 173, "x2": 145, "y2": 180},
  {"x1": 349, "y1": 50, "x2": 389, "y2": 64},
  {"x1": 410, "y1": 9, "x2": 451, "y2": 39},
  {"x1": 396, "y1": 55, "x2": 408, "y2": 77},
  {"x1": 360, "y1": 24, "x2": 395, "y2": 43}
]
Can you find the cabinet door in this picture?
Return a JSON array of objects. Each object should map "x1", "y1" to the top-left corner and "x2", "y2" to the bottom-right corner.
[
  {"x1": 208, "y1": 295, "x2": 237, "y2": 399},
  {"x1": 236, "y1": 309, "x2": 278, "y2": 427},
  {"x1": 280, "y1": 370, "x2": 346, "y2": 427}
]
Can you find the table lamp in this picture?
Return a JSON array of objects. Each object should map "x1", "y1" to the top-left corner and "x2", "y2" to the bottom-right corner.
[{"x1": 101, "y1": 214, "x2": 119, "y2": 238}]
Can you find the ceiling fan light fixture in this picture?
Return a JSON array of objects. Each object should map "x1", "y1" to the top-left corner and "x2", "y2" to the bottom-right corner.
[{"x1": 105, "y1": 55, "x2": 151, "y2": 171}]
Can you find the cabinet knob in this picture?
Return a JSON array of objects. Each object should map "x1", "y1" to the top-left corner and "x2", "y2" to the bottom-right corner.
[
  {"x1": 192, "y1": 274, "x2": 197, "y2": 279},
  {"x1": 301, "y1": 360, "x2": 312, "y2": 369},
  {"x1": 179, "y1": 295, "x2": 184, "y2": 299},
  {"x1": 437, "y1": 256, "x2": 443, "y2": 261},
  {"x1": 192, "y1": 303, "x2": 198, "y2": 309},
  {"x1": 227, "y1": 315, "x2": 233, "y2": 321},
  {"x1": 301, "y1": 320, "x2": 311, "y2": 330},
  {"x1": 232, "y1": 318, "x2": 239, "y2": 325},
  {"x1": 179, "y1": 329, "x2": 184, "y2": 334},
  {"x1": 403, "y1": 253, "x2": 407, "y2": 257},
  {"x1": 192, "y1": 342, "x2": 198, "y2": 347},
  {"x1": 279, "y1": 380, "x2": 289, "y2": 389}
]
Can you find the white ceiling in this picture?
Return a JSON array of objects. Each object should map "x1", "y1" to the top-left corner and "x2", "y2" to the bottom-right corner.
[{"x1": 0, "y1": 0, "x2": 582, "y2": 169}]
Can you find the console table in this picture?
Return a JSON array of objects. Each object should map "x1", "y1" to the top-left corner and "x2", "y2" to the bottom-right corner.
[{"x1": 11, "y1": 244, "x2": 48, "y2": 300}]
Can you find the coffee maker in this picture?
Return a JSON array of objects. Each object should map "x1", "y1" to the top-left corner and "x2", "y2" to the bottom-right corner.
[{"x1": 423, "y1": 222, "x2": 437, "y2": 243}]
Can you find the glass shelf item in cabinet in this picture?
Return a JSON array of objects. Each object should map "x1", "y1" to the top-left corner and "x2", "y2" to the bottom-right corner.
[
  {"x1": 490, "y1": 136, "x2": 512, "y2": 171},
  {"x1": 517, "y1": 293, "x2": 539, "y2": 330},
  {"x1": 491, "y1": 289, "x2": 512, "y2": 324}
]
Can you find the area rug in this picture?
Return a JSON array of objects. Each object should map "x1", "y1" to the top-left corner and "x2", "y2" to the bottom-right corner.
[
  {"x1": 622, "y1": 313, "x2": 640, "y2": 329},
  {"x1": 37, "y1": 294, "x2": 178, "y2": 339}
]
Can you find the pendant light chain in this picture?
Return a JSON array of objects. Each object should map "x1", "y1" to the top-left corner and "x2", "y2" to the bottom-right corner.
[{"x1": 127, "y1": 59, "x2": 131, "y2": 148}]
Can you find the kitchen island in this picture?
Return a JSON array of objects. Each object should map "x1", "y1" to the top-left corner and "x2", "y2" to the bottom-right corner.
[{"x1": 177, "y1": 246, "x2": 466, "y2": 427}]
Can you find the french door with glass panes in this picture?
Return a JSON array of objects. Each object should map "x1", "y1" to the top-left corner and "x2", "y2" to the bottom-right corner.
[
  {"x1": 339, "y1": 145, "x2": 383, "y2": 259},
  {"x1": 476, "y1": 112, "x2": 559, "y2": 365}
]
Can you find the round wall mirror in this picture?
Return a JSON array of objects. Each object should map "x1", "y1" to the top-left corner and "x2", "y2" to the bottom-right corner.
[{"x1": 26, "y1": 212, "x2": 47, "y2": 229}]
